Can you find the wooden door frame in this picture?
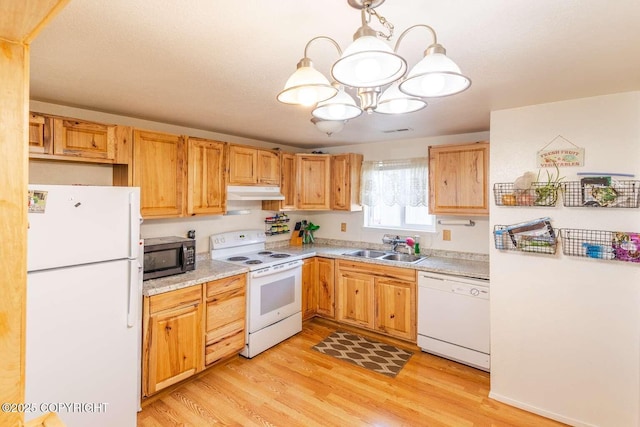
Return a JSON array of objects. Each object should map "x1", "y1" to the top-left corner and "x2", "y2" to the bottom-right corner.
[{"x1": 0, "y1": 2, "x2": 69, "y2": 426}]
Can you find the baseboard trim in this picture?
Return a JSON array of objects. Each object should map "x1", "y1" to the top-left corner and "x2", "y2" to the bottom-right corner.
[{"x1": 488, "y1": 391, "x2": 597, "y2": 427}]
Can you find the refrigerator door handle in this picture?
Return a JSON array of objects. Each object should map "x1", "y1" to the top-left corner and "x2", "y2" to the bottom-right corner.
[
  {"x1": 127, "y1": 261, "x2": 139, "y2": 328},
  {"x1": 128, "y1": 191, "x2": 141, "y2": 259}
]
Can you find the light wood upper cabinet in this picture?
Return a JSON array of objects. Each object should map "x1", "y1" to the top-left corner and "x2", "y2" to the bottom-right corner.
[
  {"x1": 228, "y1": 145, "x2": 257, "y2": 185},
  {"x1": 262, "y1": 152, "x2": 297, "y2": 211},
  {"x1": 297, "y1": 154, "x2": 331, "y2": 210},
  {"x1": 257, "y1": 149, "x2": 280, "y2": 185},
  {"x1": 228, "y1": 144, "x2": 280, "y2": 186},
  {"x1": 330, "y1": 153, "x2": 363, "y2": 211},
  {"x1": 28, "y1": 113, "x2": 52, "y2": 155},
  {"x1": 204, "y1": 274, "x2": 246, "y2": 366},
  {"x1": 143, "y1": 286, "x2": 203, "y2": 397},
  {"x1": 52, "y1": 117, "x2": 116, "y2": 160},
  {"x1": 428, "y1": 141, "x2": 489, "y2": 216},
  {"x1": 187, "y1": 137, "x2": 226, "y2": 216},
  {"x1": 133, "y1": 129, "x2": 185, "y2": 218}
]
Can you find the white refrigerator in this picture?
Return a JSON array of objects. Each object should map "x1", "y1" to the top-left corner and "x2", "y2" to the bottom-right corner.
[{"x1": 25, "y1": 185, "x2": 142, "y2": 427}]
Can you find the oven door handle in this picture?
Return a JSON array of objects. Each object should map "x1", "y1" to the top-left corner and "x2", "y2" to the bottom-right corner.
[{"x1": 251, "y1": 259, "x2": 303, "y2": 278}]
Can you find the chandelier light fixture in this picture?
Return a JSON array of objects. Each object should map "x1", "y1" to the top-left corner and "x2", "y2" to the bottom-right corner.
[{"x1": 276, "y1": 0, "x2": 471, "y2": 135}]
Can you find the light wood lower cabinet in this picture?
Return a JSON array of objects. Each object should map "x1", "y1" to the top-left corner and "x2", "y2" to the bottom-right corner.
[
  {"x1": 143, "y1": 286, "x2": 203, "y2": 397},
  {"x1": 301, "y1": 258, "x2": 317, "y2": 321},
  {"x1": 316, "y1": 257, "x2": 335, "y2": 318},
  {"x1": 204, "y1": 274, "x2": 246, "y2": 366},
  {"x1": 336, "y1": 269, "x2": 375, "y2": 329},
  {"x1": 375, "y1": 277, "x2": 416, "y2": 341},
  {"x1": 142, "y1": 274, "x2": 246, "y2": 397},
  {"x1": 301, "y1": 257, "x2": 335, "y2": 320},
  {"x1": 336, "y1": 260, "x2": 416, "y2": 342}
]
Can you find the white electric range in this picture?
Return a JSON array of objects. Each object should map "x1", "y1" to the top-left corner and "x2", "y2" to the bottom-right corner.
[{"x1": 210, "y1": 230, "x2": 303, "y2": 358}]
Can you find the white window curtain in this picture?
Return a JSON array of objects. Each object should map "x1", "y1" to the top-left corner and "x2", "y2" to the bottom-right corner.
[{"x1": 361, "y1": 158, "x2": 428, "y2": 207}]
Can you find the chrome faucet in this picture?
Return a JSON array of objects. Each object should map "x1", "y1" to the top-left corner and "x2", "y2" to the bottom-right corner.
[
  {"x1": 384, "y1": 235, "x2": 411, "y2": 254},
  {"x1": 393, "y1": 241, "x2": 412, "y2": 254}
]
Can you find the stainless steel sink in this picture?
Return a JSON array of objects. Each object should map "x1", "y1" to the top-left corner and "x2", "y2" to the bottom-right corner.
[
  {"x1": 342, "y1": 249, "x2": 426, "y2": 264},
  {"x1": 381, "y1": 253, "x2": 425, "y2": 263},
  {"x1": 343, "y1": 249, "x2": 388, "y2": 258}
]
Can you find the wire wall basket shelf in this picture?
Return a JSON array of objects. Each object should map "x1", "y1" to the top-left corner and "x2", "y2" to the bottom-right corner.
[
  {"x1": 561, "y1": 228, "x2": 640, "y2": 263},
  {"x1": 493, "y1": 182, "x2": 561, "y2": 207},
  {"x1": 562, "y1": 180, "x2": 639, "y2": 208},
  {"x1": 494, "y1": 224, "x2": 558, "y2": 255}
]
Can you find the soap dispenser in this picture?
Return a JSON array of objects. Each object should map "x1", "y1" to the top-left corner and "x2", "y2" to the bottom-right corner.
[{"x1": 413, "y1": 235, "x2": 420, "y2": 255}]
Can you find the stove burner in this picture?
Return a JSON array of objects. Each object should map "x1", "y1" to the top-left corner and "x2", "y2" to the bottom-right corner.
[
  {"x1": 245, "y1": 260, "x2": 263, "y2": 265},
  {"x1": 228, "y1": 256, "x2": 249, "y2": 261},
  {"x1": 258, "y1": 251, "x2": 273, "y2": 255},
  {"x1": 270, "y1": 253, "x2": 291, "y2": 258}
]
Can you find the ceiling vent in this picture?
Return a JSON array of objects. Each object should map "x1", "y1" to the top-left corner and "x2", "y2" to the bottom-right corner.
[{"x1": 381, "y1": 128, "x2": 413, "y2": 134}]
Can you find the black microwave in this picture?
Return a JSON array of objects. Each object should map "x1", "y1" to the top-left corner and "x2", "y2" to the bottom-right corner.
[{"x1": 143, "y1": 236, "x2": 196, "y2": 280}]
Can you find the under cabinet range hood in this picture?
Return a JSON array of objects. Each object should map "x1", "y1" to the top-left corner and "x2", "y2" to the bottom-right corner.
[{"x1": 226, "y1": 185, "x2": 285, "y2": 201}]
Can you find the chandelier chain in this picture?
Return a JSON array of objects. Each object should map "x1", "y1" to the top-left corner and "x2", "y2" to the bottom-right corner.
[{"x1": 366, "y1": 6, "x2": 394, "y2": 40}]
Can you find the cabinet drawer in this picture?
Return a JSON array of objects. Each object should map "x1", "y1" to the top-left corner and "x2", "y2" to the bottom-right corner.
[
  {"x1": 337, "y1": 260, "x2": 416, "y2": 283},
  {"x1": 148, "y1": 285, "x2": 201, "y2": 314},
  {"x1": 205, "y1": 294, "x2": 245, "y2": 334},
  {"x1": 205, "y1": 274, "x2": 245, "y2": 299},
  {"x1": 205, "y1": 330, "x2": 245, "y2": 366}
]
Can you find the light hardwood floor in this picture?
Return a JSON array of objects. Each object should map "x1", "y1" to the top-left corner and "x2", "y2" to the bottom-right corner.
[{"x1": 138, "y1": 318, "x2": 566, "y2": 426}]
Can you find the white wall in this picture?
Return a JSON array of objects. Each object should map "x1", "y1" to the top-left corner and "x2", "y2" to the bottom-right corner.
[
  {"x1": 29, "y1": 101, "x2": 491, "y2": 255},
  {"x1": 306, "y1": 131, "x2": 491, "y2": 254},
  {"x1": 489, "y1": 91, "x2": 640, "y2": 426}
]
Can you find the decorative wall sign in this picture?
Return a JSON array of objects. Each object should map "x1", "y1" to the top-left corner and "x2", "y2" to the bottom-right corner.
[{"x1": 536, "y1": 135, "x2": 584, "y2": 167}]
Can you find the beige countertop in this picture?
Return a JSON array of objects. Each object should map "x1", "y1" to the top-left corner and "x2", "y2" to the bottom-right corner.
[{"x1": 142, "y1": 244, "x2": 489, "y2": 297}]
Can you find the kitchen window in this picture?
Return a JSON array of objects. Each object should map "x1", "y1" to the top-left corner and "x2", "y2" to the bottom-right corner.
[{"x1": 361, "y1": 158, "x2": 435, "y2": 232}]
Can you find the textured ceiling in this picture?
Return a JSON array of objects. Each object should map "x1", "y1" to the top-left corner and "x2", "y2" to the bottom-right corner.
[{"x1": 30, "y1": 0, "x2": 640, "y2": 148}]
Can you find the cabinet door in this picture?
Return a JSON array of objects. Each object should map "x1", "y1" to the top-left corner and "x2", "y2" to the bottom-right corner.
[
  {"x1": 301, "y1": 258, "x2": 317, "y2": 321},
  {"x1": 375, "y1": 278, "x2": 416, "y2": 341},
  {"x1": 262, "y1": 152, "x2": 296, "y2": 211},
  {"x1": 52, "y1": 118, "x2": 116, "y2": 161},
  {"x1": 146, "y1": 303, "x2": 202, "y2": 395},
  {"x1": 187, "y1": 137, "x2": 226, "y2": 216},
  {"x1": 428, "y1": 141, "x2": 489, "y2": 215},
  {"x1": 228, "y1": 145, "x2": 257, "y2": 184},
  {"x1": 28, "y1": 113, "x2": 52, "y2": 155},
  {"x1": 205, "y1": 274, "x2": 246, "y2": 366},
  {"x1": 316, "y1": 257, "x2": 335, "y2": 318},
  {"x1": 336, "y1": 270, "x2": 375, "y2": 329},
  {"x1": 297, "y1": 154, "x2": 331, "y2": 210},
  {"x1": 133, "y1": 129, "x2": 185, "y2": 218},
  {"x1": 257, "y1": 149, "x2": 280, "y2": 185},
  {"x1": 330, "y1": 153, "x2": 363, "y2": 211}
]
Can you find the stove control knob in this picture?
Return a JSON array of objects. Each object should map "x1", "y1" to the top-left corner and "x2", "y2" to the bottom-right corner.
[{"x1": 470, "y1": 288, "x2": 480, "y2": 296}]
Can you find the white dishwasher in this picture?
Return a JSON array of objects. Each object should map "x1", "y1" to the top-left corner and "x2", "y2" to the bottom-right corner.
[{"x1": 417, "y1": 271, "x2": 490, "y2": 371}]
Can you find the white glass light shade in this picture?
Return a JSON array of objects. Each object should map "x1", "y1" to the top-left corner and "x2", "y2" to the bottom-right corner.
[
  {"x1": 376, "y1": 82, "x2": 427, "y2": 114},
  {"x1": 277, "y1": 60, "x2": 338, "y2": 106},
  {"x1": 399, "y1": 51, "x2": 471, "y2": 98},
  {"x1": 332, "y1": 35, "x2": 407, "y2": 88},
  {"x1": 310, "y1": 118, "x2": 346, "y2": 136},
  {"x1": 312, "y1": 86, "x2": 362, "y2": 121}
]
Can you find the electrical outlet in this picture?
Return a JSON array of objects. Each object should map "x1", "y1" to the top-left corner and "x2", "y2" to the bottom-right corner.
[
  {"x1": 443, "y1": 229, "x2": 451, "y2": 241},
  {"x1": 341, "y1": 222, "x2": 347, "y2": 232}
]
